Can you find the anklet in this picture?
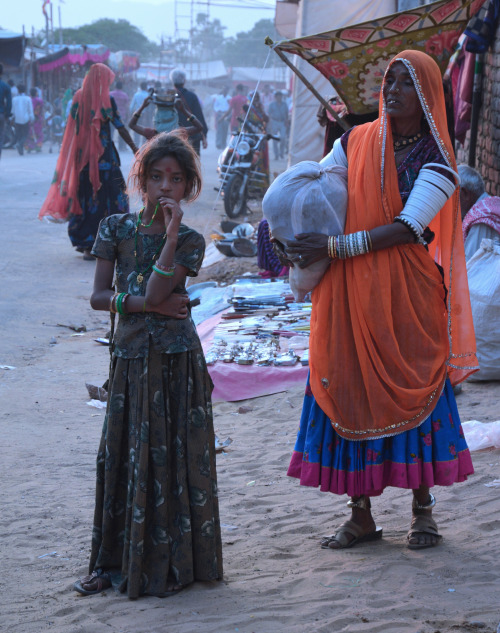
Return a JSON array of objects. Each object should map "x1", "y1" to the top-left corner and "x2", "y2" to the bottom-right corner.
[
  {"x1": 347, "y1": 496, "x2": 371, "y2": 510},
  {"x1": 412, "y1": 492, "x2": 436, "y2": 511}
]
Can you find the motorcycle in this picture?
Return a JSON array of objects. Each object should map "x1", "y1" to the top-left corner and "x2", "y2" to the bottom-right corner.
[{"x1": 217, "y1": 118, "x2": 280, "y2": 218}]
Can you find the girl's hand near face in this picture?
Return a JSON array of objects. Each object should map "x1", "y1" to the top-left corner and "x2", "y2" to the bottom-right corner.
[{"x1": 158, "y1": 197, "x2": 184, "y2": 238}]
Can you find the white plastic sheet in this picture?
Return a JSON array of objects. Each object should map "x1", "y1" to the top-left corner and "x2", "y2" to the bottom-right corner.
[
  {"x1": 466, "y1": 238, "x2": 500, "y2": 381},
  {"x1": 462, "y1": 420, "x2": 500, "y2": 451}
]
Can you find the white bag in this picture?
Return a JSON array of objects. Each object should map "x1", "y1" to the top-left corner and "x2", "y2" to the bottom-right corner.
[
  {"x1": 466, "y1": 238, "x2": 500, "y2": 381},
  {"x1": 262, "y1": 161, "x2": 348, "y2": 302}
]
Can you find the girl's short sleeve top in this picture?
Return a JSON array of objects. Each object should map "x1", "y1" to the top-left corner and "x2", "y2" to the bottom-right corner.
[{"x1": 92, "y1": 212, "x2": 205, "y2": 358}]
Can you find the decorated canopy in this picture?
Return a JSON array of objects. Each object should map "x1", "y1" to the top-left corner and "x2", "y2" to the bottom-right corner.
[
  {"x1": 37, "y1": 44, "x2": 110, "y2": 73},
  {"x1": 273, "y1": 0, "x2": 487, "y2": 115}
]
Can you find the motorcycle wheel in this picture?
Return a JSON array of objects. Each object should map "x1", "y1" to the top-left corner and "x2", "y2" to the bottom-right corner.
[{"x1": 224, "y1": 173, "x2": 247, "y2": 218}]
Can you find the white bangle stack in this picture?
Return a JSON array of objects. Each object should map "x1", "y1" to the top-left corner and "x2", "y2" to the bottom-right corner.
[{"x1": 395, "y1": 163, "x2": 458, "y2": 237}]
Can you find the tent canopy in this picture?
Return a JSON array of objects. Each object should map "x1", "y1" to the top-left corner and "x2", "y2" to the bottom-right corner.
[
  {"x1": 37, "y1": 44, "x2": 110, "y2": 72},
  {"x1": 0, "y1": 29, "x2": 25, "y2": 67},
  {"x1": 273, "y1": 0, "x2": 486, "y2": 114}
]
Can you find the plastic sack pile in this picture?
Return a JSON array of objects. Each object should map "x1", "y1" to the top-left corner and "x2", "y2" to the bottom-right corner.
[
  {"x1": 263, "y1": 161, "x2": 347, "y2": 302},
  {"x1": 466, "y1": 238, "x2": 500, "y2": 381},
  {"x1": 462, "y1": 420, "x2": 500, "y2": 451}
]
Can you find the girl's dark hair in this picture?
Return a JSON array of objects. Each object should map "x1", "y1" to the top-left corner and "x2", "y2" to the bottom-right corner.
[{"x1": 130, "y1": 130, "x2": 202, "y2": 201}]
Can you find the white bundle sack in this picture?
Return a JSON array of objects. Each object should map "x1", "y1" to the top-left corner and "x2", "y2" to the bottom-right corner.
[
  {"x1": 466, "y1": 238, "x2": 500, "y2": 381},
  {"x1": 262, "y1": 160, "x2": 348, "y2": 301}
]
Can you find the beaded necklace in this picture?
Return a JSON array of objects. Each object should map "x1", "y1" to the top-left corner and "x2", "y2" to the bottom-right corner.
[
  {"x1": 134, "y1": 208, "x2": 166, "y2": 285},
  {"x1": 393, "y1": 132, "x2": 422, "y2": 150},
  {"x1": 139, "y1": 204, "x2": 159, "y2": 227}
]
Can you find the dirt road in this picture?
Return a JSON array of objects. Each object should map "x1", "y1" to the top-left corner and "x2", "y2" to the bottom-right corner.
[{"x1": 2, "y1": 134, "x2": 500, "y2": 633}]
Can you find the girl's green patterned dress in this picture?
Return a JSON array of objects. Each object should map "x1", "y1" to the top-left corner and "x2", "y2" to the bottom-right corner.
[{"x1": 89, "y1": 213, "x2": 223, "y2": 598}]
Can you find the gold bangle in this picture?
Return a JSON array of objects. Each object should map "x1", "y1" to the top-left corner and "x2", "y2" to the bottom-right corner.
[{"x1": 109, "y1": 293, "x2": 118, "y2": 313}]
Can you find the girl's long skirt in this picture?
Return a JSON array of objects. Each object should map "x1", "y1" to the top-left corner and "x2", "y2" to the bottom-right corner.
[
  {"x1": 89, "y1": 345, "x2": 223, "y2": 599},
  {"x1": 287, "y1": 377, "x2": 474, "y2": 497}
]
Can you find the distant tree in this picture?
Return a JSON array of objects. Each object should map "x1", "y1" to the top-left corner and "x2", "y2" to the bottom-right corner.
[
  {"x1": 222, "y1": 19, "x2": 280, "y2": 67},
  {"x1": 190, "y1": 13, "x2": 227, "y2": 60},
  {"x1": 60, "y1": 19, "x2": 160, "y2": 58}
]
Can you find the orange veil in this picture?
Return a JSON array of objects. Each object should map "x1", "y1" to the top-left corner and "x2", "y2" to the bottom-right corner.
[
  {"x1": 309, "y1": 50, "x2": 478, "y2": 441},
  {"x1": 38, "y1": 63, "x2": 115, "y2": 220}
]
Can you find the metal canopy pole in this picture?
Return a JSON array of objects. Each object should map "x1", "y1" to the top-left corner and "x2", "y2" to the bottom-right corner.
[{"x1": 265, "y1": 37, "x2": 351, "y2": 132}]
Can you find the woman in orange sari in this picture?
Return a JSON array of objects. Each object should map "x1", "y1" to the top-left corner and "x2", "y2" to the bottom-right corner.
[
  {"x1": 285, "y1": 51, "x2": 478, "y2": 550},
  {"x1": 39, "y1": 63, "x2": 138, "y2": 259}
]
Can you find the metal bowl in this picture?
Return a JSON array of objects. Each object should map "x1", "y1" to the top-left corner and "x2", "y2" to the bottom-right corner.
[{"x1": 231, "y1": 238, "x2": 257, "y2": 257}]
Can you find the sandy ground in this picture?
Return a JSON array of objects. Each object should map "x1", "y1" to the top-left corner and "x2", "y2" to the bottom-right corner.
[{"x1": 1, "y1": 133, "x2": 500, "y2": 633}]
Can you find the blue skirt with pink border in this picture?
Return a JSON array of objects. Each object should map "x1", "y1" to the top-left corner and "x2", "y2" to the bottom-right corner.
[{"x1": 287, "y1": 377, "x2": 474, "y2": 497}]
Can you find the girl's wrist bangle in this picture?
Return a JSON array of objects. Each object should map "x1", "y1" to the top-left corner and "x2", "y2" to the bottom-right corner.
[
  {"x1": 109, "y1": 292, "x2": 118, "y2": 313},
  {"x1": 155, "y1": 261, "x2": 176, "y2": 273},
  {"x1": 153, "y1": 264, "x2": 175, "y2": 278}
]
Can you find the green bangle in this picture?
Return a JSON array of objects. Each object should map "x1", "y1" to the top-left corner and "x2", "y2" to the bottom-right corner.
[
  {"x1": 116, "y1": 292, "x2": 126, "y2": 315},
  {"x1": 152, "y1": 264, "x2": 174, "y2": 278}
]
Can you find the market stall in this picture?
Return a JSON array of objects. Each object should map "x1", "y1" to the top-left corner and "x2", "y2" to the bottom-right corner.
[{"x1": 192, "y1": 278, "x2": 310, "y2": 402}]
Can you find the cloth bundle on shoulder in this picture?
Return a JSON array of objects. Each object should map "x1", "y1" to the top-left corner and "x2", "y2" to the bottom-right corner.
[{"x1": 262, "y1": 161, "x2": 347, "y2": 301}]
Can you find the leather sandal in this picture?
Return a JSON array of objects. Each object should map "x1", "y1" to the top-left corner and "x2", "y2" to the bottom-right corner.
[
  {"x1": 407, "y1": 492, "x2": 442, "y2": 549},
  {"x1": 74, "y1": 569, "x2": 112, "y2": 595},
  {"x1": 321, "y1": 521, "x2": 383, "y2": 549},
  {"x1": 407, "y1": 514, "x2": 442, "y2": 549}
]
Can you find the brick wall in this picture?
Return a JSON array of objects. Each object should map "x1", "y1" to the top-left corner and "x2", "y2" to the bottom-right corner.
[{"x1": 456, "y1": 20, "x2": 500, "y2": 196}]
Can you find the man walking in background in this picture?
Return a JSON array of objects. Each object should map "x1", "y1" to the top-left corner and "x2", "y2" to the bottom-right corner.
[
  {"x1": 268, "y1": 90, "x2": 289, "y2": 160},
  {"x1": 213, "y1": 85, "x2": 230, "y2": 149},
  {"x1": 170, "y1": 68, "x2": 208, "y2": 155},
  {"x1": 110, "y1": 80, "x2": 130, "y2": 151},
  {"x1": 224, "y1": 83, "x2": 247, "y2": 134},
  {"x1": 11, "y1": 84, "x2": 34, "y2": 156},
  {"x1": 0, "y1": 64, "x2": 12, "y2": 161}
]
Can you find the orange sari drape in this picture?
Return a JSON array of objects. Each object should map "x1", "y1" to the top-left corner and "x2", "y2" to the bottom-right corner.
[
  {"x1": 309, "y1": 50, "x2": 478, "y2": 441},
  {"x1": 38, "y1": 63, "x2": 115, "y2": 221}
]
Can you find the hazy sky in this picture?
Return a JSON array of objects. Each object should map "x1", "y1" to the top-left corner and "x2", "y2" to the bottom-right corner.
[{"x1": 2, "y1": 0, "x2": 276, "y2": 42}]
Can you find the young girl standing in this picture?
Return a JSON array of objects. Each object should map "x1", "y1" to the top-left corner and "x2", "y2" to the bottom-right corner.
[{"x1": 75, "y1": 131, "x2": 223, "y2": 599}]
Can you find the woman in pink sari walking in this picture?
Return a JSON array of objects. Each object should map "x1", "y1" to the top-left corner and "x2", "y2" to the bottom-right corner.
[{"x1": 26, "y1": 88, "x2": 44, "y2": 152}]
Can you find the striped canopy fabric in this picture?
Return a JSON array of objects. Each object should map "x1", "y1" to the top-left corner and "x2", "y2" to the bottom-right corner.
[{"x1": 274, "y1": 0, "x2": 486, "y2": 114}]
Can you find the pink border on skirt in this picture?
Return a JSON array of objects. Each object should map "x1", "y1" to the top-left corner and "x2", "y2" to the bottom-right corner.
[{"x1": 287, "y1": 449, "x2": 474, "y2": 497}]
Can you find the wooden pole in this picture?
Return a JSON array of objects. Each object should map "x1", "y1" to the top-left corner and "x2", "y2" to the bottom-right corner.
[
  {"x1": 265, "y1": 37, "x2": 350, "y2": 132},
  {"x1": 468, "y1": 53, "x2": 484, "y2": 168}
]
